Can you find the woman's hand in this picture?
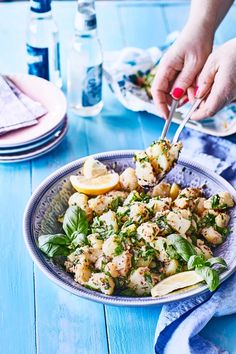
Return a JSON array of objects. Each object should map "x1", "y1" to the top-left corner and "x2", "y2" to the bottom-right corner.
[
  {"x1": 191, "y1": 39, "x2": 236, "y2": 120},
  {"x1": 151, "y1": 23, "x2": 214, "y2": 119}
]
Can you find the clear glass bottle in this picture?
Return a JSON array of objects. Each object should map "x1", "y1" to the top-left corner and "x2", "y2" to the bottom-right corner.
[
  {"x1": 26, "y1": 0, "x2": 62, "y2": 88},
  {"x1": 67, "y1": 0, "x2": 103, "y2": 117}
]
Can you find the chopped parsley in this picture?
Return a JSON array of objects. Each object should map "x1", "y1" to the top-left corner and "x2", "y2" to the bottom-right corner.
[
  {"x1": 215, "y1": 225, "x2": 229, "y2": 238},
  {"x1": 114, "y1": 243, "x2": 124, "y2": 256},
  {"x1": 144, "y1": 273, "x2": 153, "y2": 284},
  {"x1": 141, "y1": 248, "x2": 156, "y2": 260},
  {"x1": 110, "y1": 197, "x2": 123, "y2": 211},
  {"x1": 211, "y1": 194, "x2": 220, "y2": 209},
  {"x1": 200, "y1": 213, "x2": 216, "y2": 228}
]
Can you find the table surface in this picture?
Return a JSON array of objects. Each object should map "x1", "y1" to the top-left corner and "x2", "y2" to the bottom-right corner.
[{"x1": 1, "y1": 1, "x2": 236, "y2": 354}]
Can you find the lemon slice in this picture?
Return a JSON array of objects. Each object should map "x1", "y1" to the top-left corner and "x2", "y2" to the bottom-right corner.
[
  {"x1": 70, "y1": 173, "x2": 119, "y2": 196},
  {"x1": 83, "y1": 157, "x2": 108, "y2": 178},
  {"x1": 151, "y1": 271, "x2": 204, "y2": 297}
]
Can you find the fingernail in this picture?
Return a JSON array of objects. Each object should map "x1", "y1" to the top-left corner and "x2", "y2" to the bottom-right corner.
[
  {"x1": 172, "y1": 87, "x2": 184, "y2": 99},
  {"x1": 194, "y1": 86, "x2": 199, "y2": 97}
]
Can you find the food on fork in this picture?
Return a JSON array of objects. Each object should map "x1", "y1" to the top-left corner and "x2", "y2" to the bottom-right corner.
[
  {"x1": 135, "y1": 139, "x2": 182, "y2": 187},
  {"x1": 38, "y1": 140, "x2": 234, "y2": 297}
]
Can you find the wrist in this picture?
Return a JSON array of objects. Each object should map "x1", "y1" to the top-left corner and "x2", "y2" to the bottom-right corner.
[{"x1": 185, "y1": 18, "x2": 215, "y2": 41}]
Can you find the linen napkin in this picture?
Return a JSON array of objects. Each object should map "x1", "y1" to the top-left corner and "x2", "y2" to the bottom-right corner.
[
  {"x1": 154, "y1": 129, "x2": 236, "y2": 354},
  {"x1": 0, "y1": 75, "x2": 47, "y2": 135}
]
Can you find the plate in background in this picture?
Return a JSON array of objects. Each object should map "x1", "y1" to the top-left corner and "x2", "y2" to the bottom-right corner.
[
  {"x1": 0, "y1": 119, "x2": 68, "y2": 163},
  {"x1": 0, "y1": 116, "x2": 67, "y2": 155},
  {"x1": 0, "y1": 74, "x2": 67, "y2": 148}
]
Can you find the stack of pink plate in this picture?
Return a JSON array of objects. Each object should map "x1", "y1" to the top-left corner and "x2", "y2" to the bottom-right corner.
[{"x1": 0, "y1": 74, "x2": 68, "y2": 163}]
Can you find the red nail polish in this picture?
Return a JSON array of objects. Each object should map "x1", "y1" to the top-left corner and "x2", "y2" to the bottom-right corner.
[
  {"x1": 194, "y1": 86, "x2": 199, "y2": 97},
  {"x1": 172, "y1": 87, "x2": 184, "y2": 99}
]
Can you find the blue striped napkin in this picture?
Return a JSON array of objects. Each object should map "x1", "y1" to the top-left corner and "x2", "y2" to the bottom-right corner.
[{"x1": 154, "y1": 129, "x2": 236, "y2": 354}]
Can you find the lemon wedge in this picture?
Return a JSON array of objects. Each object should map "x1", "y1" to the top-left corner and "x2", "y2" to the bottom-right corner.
[
  {"x1": 83, "y1": 157, "x2": 108, "y2": 178},
  {"x1": 151, "y1": 271, "x2": 204, "y2": 297},
  {"x1": 70, "y1": 173, "x2": 119, "y2": 196}
]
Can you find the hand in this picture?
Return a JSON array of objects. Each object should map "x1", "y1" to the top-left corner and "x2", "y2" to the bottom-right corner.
[
  {"x1": 151, "y1": 23, "x2": 214, "y2": 118},
  {"x1": 191, "y1": 39, "x2": 236, "y2": 120}
]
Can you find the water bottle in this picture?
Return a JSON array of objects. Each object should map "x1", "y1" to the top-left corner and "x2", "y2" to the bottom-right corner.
[
  {"x1": 67, "y1": 0, "x2": 103, "y2": 116},
  {"x1": 26, "y1": 0, "x2": 62, "y2": 88}
]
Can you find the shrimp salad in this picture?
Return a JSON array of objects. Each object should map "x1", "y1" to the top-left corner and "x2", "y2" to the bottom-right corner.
[{"x1": 38, "y1": 140, "x2": 234, "y2": 297}]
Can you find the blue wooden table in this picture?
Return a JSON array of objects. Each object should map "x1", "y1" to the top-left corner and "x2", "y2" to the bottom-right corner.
[{"x1": 1, "y1": 1, "x2": 236, "y2": 353}]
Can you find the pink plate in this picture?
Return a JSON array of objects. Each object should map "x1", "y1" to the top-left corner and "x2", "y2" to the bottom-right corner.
[{"x1": 0, "y1": 74, "x2": 67, "y2": 148}]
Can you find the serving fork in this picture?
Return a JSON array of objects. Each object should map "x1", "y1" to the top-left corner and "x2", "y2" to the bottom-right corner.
[{"x1": 160, "y1": 95, "x2": 206, "y2": 143}]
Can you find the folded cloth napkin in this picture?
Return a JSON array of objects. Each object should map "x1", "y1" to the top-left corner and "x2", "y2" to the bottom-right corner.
[
  {"x1": 154, "y1": 129, "x2": 236, "y2": 354},
  {"x1": 0, "y1": 75, "x2": 47, "y2": 135}
]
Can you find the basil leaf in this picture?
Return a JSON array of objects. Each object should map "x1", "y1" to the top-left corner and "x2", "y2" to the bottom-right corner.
[
  {"x1": 71, "y1": 231, "x2": 86, "y2": 248},
  {"x1": 195, "y1": 266, "x2": 219, "y2": 291},
  {"x1": 206, "y1": 257, "x2": 227, "y2": 268},
  {"x1": 63, "y1": 206, "x2": 89, "y2": 238},
  {"x1": 167, "y1": 234, "x2": 196, "y2": 262},
  {"x1": 38, "y1": 234, "x2": 71, "y2": 258},
  {"x1": 166, "y1": 245, "x2": 180, "y2": 260},
  {"x1": 187, "y1": 255, "x2": 206, "y2": 270}
]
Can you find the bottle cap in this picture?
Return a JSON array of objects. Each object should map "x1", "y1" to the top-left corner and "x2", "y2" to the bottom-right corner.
[{"x1": 30, "y1": 0, "x2": 51, "y2": 13}]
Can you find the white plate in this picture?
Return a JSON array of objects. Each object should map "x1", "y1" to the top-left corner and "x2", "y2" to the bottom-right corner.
[
  {"x1": 0, "y1": 74, "x2": 67, "y2": 148},
  {"x1": 0, "y1": 116, "x2": 67, "y2": 154},
  {"x1": 0, "y1": 119, "x2": 68, "y2": 163}
]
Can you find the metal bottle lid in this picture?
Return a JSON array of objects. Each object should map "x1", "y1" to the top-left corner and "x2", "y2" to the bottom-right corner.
[{"x1": 30, "y1": 0, "x2": 51, "y2": 13}]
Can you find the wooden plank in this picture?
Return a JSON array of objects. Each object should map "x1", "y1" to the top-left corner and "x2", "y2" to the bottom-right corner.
[
  {"x1": 0, "y1": 4, "x2": 36, "y2": 354},
  {"x1": 31, "y1": 116, "x2": 109, "y2": 354},
  {"x1": 85, "y1": 86, "x2": 144, "y2": 154},
  {"x1": 35, "y1": 271, "x2": 108, "y2": 354},
  {"x1": 0, "y1": 163, "x2": 36, "y2": 354},
  {"x1": 105, "y1": 306, "x2": 162, "y2": 354},
  {"x1": 101, "y1": 4, "x2": 165, "y2": 354}
]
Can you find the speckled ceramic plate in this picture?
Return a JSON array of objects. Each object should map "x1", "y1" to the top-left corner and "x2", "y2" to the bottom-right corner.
[
  {"x1": 23, "y1": 151, "x2": 236, "y2": 306},
  {"x1": 0, "y1": 119, "x2": 68, "y2": 163}
]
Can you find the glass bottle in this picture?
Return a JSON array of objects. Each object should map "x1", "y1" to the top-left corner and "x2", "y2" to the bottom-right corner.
[
  {"x1": 67, "y1": 0, "x2": 103, "y2": 116},
  {"x1": 26, "y1": 0, "x2": 62, "y2": 88}
]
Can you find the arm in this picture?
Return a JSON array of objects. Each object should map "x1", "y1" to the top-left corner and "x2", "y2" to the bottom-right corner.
[
  {"x1": 187, "y1": 0, "x2": 233, "y2": 32},
  {"x1": 151, "y1": 0, "x2": 234, "y2": 119}
]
